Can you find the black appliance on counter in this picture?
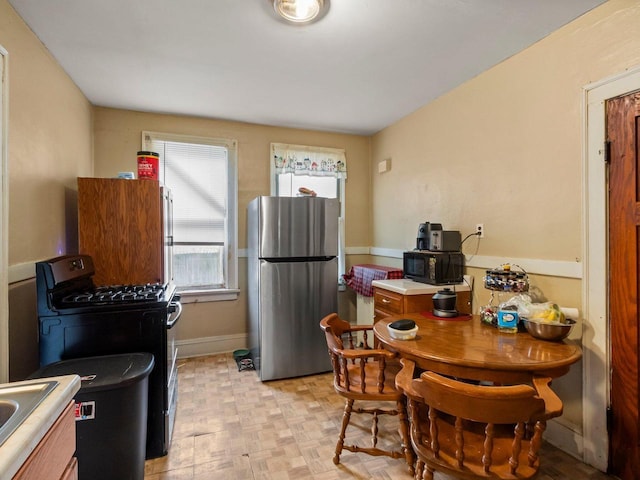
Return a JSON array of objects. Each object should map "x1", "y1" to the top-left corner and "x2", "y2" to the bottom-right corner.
[
  {"x1": 36, "y1": 254, "x2": 182, "y2": 459},
  {"x1": 403, "y1": 250, "x2": 465, "y2": 285},
  {"x1": 416, "y1": 222, "x2": 442, "y2": 250}
]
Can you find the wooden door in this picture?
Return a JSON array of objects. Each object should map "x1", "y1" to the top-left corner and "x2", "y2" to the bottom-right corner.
[{"x1": 606, "y1": 91, "x2": 640, "y2": 479}]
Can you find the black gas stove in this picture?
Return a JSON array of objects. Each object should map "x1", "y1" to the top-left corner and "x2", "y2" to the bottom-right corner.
[
  {"x1": 37, "y1": 255, "x2": 176, "y2": 315},
  {"x1": 36, "y1": 254, "x2": 182, "y2": 459}
]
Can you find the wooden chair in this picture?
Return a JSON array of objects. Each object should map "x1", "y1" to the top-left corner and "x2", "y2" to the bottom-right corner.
[
  {"x1": 395, "y1": 359, "x2": 563, "y2": 480},
  {"x1": 319, "y1": 313, "x2": 414, "y2": 474}
]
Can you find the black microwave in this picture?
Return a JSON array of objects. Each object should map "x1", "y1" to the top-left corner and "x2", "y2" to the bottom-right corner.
[{"x1": 403, "y1": 251, "x2": 465, "y2": 285}]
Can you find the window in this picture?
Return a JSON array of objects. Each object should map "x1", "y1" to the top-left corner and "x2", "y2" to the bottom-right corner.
[
  {"x1": 270, "y1": 143, "x2": 347, "y2": 280},
  {"x1": 143, "y1": 131, "x2": 238, "y2": 300}
]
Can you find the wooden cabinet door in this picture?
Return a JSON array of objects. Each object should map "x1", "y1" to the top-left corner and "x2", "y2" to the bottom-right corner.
[
  {"x1": 13, "y1": 401, "x2": 75, "y2": 480},
  {"x1": 373, "y1": 287, "x2": 472, "y2": 322},
  {"x1": 374, "y1": 288, "x2": 404, "y2": 320},
  {"x1": 78, "y1": 177, "x2": 163, "y2": 285},
  {"x1": 403, "y1": 294, "x2": 437, "y2": 315},
  {"x1": 452, "y1": 291, "x2": 472, "y2": 314}
]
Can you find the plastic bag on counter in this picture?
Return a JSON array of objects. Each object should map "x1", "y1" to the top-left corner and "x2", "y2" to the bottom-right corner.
[
  {"x1": 500, "y1": 294, "x2": 566, "y2": 323},
  {"x1": 481, "y1": 293, "x2": 529, "y2": 327},
  {"x1": 523, "y1": 302, "x2": 565, "y2": 323},
  {"x1": 497, "y1": 293, "x2": 532, "y2": 314}
]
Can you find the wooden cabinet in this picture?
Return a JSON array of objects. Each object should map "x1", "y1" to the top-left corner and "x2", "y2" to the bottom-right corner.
[
  {"x1": 78, "y1": 177, "x2": 169, "y2": 285},
  {"x1": 13, "y1": 401, "x2": 77, "y2": 480},
  {"x1": 374, "y1": 287, "x2": 471, "y2": 322}
]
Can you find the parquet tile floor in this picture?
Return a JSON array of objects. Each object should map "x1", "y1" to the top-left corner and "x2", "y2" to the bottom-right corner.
[{"x1": 144, "y1": 353, "x2": 617, "y2": 480}]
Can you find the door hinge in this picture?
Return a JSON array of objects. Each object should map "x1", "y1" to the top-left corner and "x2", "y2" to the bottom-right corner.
[
  {"x1": 604, "y1": 140, "x2": 611, "y2": 164},
  {"x1": 606, "y1": 405, "x2": 613, "y2": 432}
]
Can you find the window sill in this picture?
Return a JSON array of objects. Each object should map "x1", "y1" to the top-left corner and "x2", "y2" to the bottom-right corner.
[{"x1": 177, "y1": 288, "x2": 240, "y2": 303}]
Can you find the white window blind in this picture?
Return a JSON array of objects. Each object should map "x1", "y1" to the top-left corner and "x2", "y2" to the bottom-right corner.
[
  {"x1": 143, "y1": 131, "x2": 238, "y2": 293},
  {"x1": 149, "y1": 140, "x2": 227, "y2": 246}
]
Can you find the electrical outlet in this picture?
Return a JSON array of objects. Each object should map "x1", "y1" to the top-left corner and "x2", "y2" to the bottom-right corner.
[{"x1": 476, "y1": 224, "x2": 484, "y2": 238}]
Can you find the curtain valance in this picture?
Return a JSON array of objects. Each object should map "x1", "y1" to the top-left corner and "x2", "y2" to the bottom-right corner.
[{"x1": 271, "y1": 143, "x2": 347, "y2": 179}]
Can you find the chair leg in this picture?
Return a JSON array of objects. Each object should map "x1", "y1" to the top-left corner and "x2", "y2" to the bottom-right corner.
[
  {"x1": 334, "y1": 398, "x2": 354, "y2": 465},
  {"x1": 423, "y1": 465, "x2": 434, "y2": 480},
  {"x1": 414, "y1": 459, "x2": 424, "y2": 480},
  {"x1": 397, "y1": 399, "x2": 415, "y2": 475}
]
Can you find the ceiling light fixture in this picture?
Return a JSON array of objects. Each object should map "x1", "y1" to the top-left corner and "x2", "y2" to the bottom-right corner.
[{"x1": 273, "y1": 0, "x2": 327, "y2": 25}]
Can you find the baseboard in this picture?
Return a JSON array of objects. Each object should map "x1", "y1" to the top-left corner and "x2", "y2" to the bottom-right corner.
[
  {"x1": 176, "y1": 333, "x2": 247, "y2": 359},
  {"x1": 545, "y1": 417, "x2": 584, "y2": 461}
]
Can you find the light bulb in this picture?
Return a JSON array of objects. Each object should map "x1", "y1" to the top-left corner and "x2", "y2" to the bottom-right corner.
[{"x1": 274, "y1": 0, "x2": 324, "y2": 24}]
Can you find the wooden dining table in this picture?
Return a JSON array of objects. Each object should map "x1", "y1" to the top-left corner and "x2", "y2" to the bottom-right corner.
[{"x1": 373, "y1": 313, "x2": 582, "y2": 384}]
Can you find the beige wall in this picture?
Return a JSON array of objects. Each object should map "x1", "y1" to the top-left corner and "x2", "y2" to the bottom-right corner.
[
  {"x1": 2, "y1": 1, "x2": 93, "y2": 264},
  {"x1": 1, "y1": 0, "x2": 93, "y2": 379},
  {"x1": 370, "y1": 0, "x2": 640, "y2": 436},
  {"x1": 92, "y1": 107, "x2": 371, "y2": 341},
  {"x1": 372, "y1": 0, "x2": 640, "y2": 257}
]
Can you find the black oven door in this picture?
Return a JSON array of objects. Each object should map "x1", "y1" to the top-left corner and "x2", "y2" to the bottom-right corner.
[{"x1": 403, "y1": 251, "x2": 427, "y2": 282}]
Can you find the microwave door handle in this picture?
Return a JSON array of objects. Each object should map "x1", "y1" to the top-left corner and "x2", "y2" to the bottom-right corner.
[{"x1": 167, "y1": 301, "x2": 183, "y2": 329}]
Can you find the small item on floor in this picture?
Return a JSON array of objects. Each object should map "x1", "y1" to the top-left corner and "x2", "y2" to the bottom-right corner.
[
  {"x1": 232, "y1": 348, "x2": 254, "y2": 371},
  {"x1": 238, "y1": 358, "x2": 255, "y2": 371}
]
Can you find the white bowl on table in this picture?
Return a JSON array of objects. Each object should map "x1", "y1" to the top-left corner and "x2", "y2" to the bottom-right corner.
[{"x1": 387, "y1": 319, "x2": 418, "y2": 340}]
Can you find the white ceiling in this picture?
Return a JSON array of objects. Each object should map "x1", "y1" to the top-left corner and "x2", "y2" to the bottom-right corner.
[{"x1": 9, "y1": 0, "x2": 605, "y2": 135}]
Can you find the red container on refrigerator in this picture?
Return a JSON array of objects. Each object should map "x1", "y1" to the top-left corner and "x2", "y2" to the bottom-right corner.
[{"x1": 137, "y1": 151, "x2": 159, "y2": 180}]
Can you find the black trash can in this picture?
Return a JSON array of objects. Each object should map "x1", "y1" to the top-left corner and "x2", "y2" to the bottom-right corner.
[{"x1": 30, "y1": 353, "x2": 154, "y2": 480}]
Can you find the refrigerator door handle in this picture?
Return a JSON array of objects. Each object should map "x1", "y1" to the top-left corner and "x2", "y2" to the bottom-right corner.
[{"x1": 261, "y1": 256, "x2": 336, "y2": 263}]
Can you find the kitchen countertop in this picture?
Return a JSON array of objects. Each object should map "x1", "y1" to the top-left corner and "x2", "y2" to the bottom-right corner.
[
  {"x1": 371, "y1": 275, "x2": 472, "y2": 295},
  {"x1": 0, "y1": 374, "x2": 80, "y2": 480}
]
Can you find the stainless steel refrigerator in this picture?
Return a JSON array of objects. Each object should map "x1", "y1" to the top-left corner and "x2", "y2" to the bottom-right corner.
[{"x1": 247, "y1": 196, "x2": 339, "y2": 381}]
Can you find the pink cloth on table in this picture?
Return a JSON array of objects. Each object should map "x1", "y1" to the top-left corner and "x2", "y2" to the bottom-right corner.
[{"x1": 343, "y1": 264, "x2": 403, "y2": 297}]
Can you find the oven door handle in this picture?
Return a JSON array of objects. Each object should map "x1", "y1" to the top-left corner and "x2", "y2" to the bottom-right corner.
[{"x1": 167, "y1": 301, "x2": 182, "y2": 329}]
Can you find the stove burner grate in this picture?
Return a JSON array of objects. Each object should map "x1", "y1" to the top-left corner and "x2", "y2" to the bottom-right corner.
[{"x1": 60, "y1": 283, "x2": 166, "y2": 305}]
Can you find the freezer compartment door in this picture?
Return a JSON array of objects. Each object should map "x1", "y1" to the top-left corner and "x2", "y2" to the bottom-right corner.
[
  {"x1": 251, "y1": 196, "x2": 339, "y2": 259},
  {"x1": 258, "y1": 258, "x2": 337, "y2": 381}
]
